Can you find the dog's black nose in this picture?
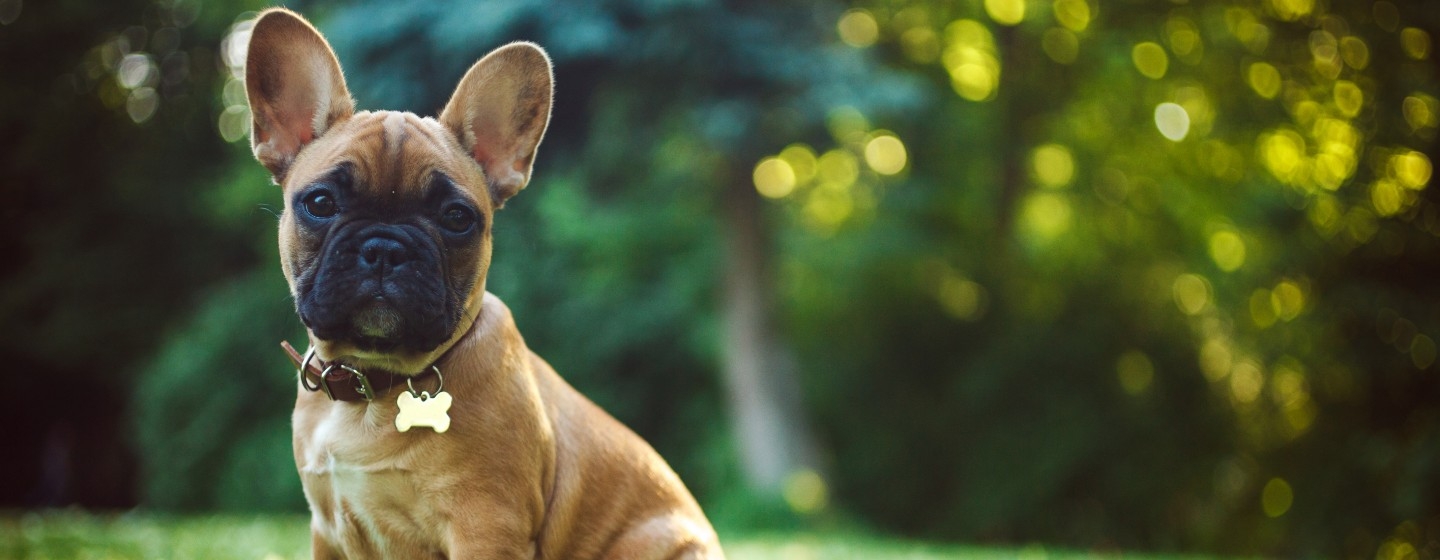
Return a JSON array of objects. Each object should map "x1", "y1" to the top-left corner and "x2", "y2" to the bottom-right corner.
[{"x1": 358, "y1": 236, "x2": 410, "y2": 272}]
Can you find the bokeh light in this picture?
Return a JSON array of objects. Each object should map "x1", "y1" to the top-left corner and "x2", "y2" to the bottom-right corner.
[
  {"x1": 1230, "y1": 360, "x2": 1263, "y2": 403},
  {"x1": 938, "y1": 272, "x2": 988, "y2": 321},
  {"x1": 783, "y1": 469, "x2": 829, "y2": 514},
  {"x1": 837, "y1": 9, "x2": 879, "y2": 48},
  {"x1": 1414, "y1": 336, "x2": 1438, "y2": 369},
  {"x1": 126, "y1": 87, "x2": 158, "y2": 123},
  {"x1": 1271, "y1": 280, "x2": 1305, "y2": 321},
  {"x1": 1052, "y1": 0, "x2": 1090, "y2": 32},
  {"x1": 116, "y1": 53, "x2": 155, "y2": 89},
  {"x1": 1269, "y1": 0, "x2": 1314, "y2": 21},
  {"x1": 943, "y1": 20, "x2": 1000, "y2": 101},
  {"x1": 1251, "y1": 288, "x2": 1278, "y2": 328},
  {"x1": 1200, "y1": 339, "x2": 1233, "y2": 381},
  {"x1": 1166, "y1": 17, "x2": 1203, "y2": 64},
  {"x1": 1154, "y1": 103, "x2": 1191, "y2": 142},
  {"x1": 1173, "y1": 274, "x2": 1212, "y2": 315},
  {"x1": 0, "y1": 0, "x2": 20, "y2": 25},
  {"x1": 1312, "y1": 30, "x2": 1341, "y2": 79},
  {"x1": 1333, "y1": 81, "x2": 1363, "y2": 118},
  {"x1": 1262, "y1": 478, "x2": 1294, "y2": 518},
  {"x1": 216, "y1": 18, "x2": 255, "y2": 142},
  {"x1": 1401, "y1": 27, "x2": 1430, "y2": 60},
  {"x1": 1132, "y1": 42, "x2": 1169, "y2": 79},
  {"x1": 864, "y1": 133, "x2": 908, "y2": 175},
  {"x1": 217, "y1": 105, "x2": 248, "y2": 143},
  {"x1": 1208, "y1": 230, "x2": 1246, "y2": 272},
  {"x1": 754, "y1": 157, "x2": 797, "y2": 199},
  {"x1": 1247, "y1": 62, "x2": 1281, "y2": 99},
  {"x1": 1031, "y1": 143, "x2": 1075, "y2": 188},
  {"x1": 780, "y1": 144, "x2": 819, "y2": 184},
  {"x1": 1259, "y1": 128, "x2": 1306, "y2": 185},
  {"x1": 1271, "y1": 359, "x2": 1316, "y2": 437},
  {"x1": 827, "y1": 105, "x2": 870, "y2": 143},
  {"x1": 1020, "y1": 192, "x2": 1072, "y2": 241},
  {"x1": 901, "y1": 26, "x2": 941, "y2": 63},
  {"x1": 1340, "y1": 37, "x2": 1370, "y2": 70},
  {"x1": 984, "y1": 0, "x2": 1025, "y2": 26},
  {"x1": 1390, "y1": 150, "x2": 1432, "y2": 189},
  {"x1": 1226, "y1": 8, "x2": 1272, "y2": 54},
  {"x1": 1373, "y1": 1, "x2": 1400, "y2": 32},
  {"x1": 1371, "y1": 179, "x2": 1405, "y2": 217},
  {"x1": 1041, "y1": 28, "x2": 1079, "y2": 64},
  {"x1": 1402, "y1": 94, "x2": 1437, "y2": 131}
]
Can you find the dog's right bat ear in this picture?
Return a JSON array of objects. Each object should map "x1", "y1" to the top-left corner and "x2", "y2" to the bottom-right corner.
[{"x1": 244, "y1": 8, "x2": 354, "y2": 183}]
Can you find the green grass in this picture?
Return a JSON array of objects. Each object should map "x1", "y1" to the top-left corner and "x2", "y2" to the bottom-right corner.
[{"x1": 0, "y1": 511, "x2": 1212, "y2": 559}]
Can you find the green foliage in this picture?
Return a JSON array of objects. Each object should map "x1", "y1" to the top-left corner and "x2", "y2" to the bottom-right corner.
[
  {"x1": 760, "y1": 0, "x2": 1440, "y2": 555},
  {"x1": 134, "y1": 271, "x2": 307, "y2": 512},
  {"x1": 0, "y1": 0, "x2": 273, "y2": 507}
]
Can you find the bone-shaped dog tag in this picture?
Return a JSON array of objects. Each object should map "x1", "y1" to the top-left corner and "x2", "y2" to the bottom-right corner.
[{"x1": 395, "y1": 390, "x2": 452, "y2": 433}]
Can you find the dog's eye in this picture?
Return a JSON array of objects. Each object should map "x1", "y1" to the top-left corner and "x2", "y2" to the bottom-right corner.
[
  {"x1": 439, "y1": 204, "x2": 476, "y2": 233},
  {"x1": 302, "y1": 190, "x2": 339, "y2": 219}
]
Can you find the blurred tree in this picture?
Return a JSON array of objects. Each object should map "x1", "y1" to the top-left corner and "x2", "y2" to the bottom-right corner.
[
  {"x1": 751, "y1": 0, "x2": 1440, "y2": 555},
  {"x1": 0, "y1": 0, "x2": 269, "y2": 507}
]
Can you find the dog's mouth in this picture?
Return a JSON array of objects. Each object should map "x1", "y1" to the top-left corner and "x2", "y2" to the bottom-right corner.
[
  {"x1": 302, "y1": 300, "x2": 450, "y2": 354},
  {"x1": 353, "y1": 298, "x2": 402, "y2": 339},
  {"x1": 340, "y1": 308, "x2": 407, "y2": 354}
]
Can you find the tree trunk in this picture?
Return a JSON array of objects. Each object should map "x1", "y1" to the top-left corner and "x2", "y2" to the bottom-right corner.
[
  {"x1": 993, "y1": 24, "x2": 1025, "y2": 238},
  {"x1": 718, "y1": 179, "x2": 820, "y2": 494}
]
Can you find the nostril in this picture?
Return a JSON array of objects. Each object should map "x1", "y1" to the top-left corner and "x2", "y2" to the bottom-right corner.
[{"x1": 358, "y1": 237, "x2": 409, "y2": 270}]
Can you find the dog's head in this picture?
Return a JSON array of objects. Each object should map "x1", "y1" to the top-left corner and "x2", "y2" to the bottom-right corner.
[{"x1": 245, "y1": 8, "x2": 552, "y2": 374}]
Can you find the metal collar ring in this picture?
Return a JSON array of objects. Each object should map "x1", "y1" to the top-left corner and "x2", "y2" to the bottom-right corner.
[
  {"x1": 406, "y1": 366, "x2": 444, "y2": 399},
  {"x1": 297, "y1": 346, "x2": 322, "y2": 392}
]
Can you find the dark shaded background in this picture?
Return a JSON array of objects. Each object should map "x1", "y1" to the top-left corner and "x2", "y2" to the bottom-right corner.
[{"x1": 4, "y1": 0, "x2": 1440, "y2": 557}]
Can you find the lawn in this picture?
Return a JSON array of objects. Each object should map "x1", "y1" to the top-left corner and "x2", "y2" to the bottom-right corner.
[{"x1": 0, "y1": 511, "x2": 1210, "y2": 559}]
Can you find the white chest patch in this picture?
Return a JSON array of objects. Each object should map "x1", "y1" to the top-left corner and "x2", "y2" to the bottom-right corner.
[{"x1": 299, "y1": 406, "x2": 443, "y2": 558}]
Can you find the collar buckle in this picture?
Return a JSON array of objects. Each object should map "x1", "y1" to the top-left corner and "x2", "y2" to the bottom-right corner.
[{"x1": 315, "y1": 363, "x2": 374, "y2": 402}]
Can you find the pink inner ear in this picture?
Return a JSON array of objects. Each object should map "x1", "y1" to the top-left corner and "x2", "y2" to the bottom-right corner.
[
  {"x1": 469, "y1": 110, "x2": 512, "y2": 159},
  {"x1": 269, "y1": 109, "x2": 315, "y2": 156},
  {"x1": 281, "y1": 107, "x2": 315, "y2": 145},
  {"x1": 470, "y1": 132, "x2": 514, "y2": 181},
  {"x1": 472, "y1": 144, "x2": 495, "y2": 171}
]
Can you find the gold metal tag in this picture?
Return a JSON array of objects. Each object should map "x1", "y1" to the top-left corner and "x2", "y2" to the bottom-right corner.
[{"x1": 396, "y1": 390, "x2": 452, "y2": 433}]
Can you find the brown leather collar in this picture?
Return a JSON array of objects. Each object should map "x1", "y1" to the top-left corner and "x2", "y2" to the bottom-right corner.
[{"x1": 281, "y1": 340, "x2": 435, "y2": 403}]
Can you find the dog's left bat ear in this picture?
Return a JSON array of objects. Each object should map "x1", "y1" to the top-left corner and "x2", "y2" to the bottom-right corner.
[
  {"x1": 440, "y1": 42, "x2": 554, "y2": 208},
  {"x1": 244, "y1": 8, "x2": 355, "y2": 183}
]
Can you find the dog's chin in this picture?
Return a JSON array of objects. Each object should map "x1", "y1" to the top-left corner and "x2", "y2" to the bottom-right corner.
[
  {"x1": 312, "y1": 338, "x2": 440, "y2": 376},
  {"x1": 300, "y1": 293, "x2": 485, "y2": 376},
  {"x1": 299, "y1": 297, "x2": 456, "y2": 373},
  {"x1": 352, "y1": 303, "x2": 403, "y2": 340}
]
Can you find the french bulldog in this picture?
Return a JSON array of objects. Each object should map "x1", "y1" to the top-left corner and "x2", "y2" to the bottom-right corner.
[{"x1": 245, "y1": 8, "x2": 723, "y2": 559}]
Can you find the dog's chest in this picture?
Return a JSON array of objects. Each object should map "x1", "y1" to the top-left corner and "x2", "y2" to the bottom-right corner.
[{"x1": 297, "y1": 404, "x2": 447, "y2": 557}]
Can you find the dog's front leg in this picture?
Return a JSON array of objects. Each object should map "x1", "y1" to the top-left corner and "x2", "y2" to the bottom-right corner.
[
  {"x1": 445, "y1": 518, "x2": 538, "y2": 560},
  {"x1": 310, "y1": 527, "x2": 342, "y2": 560}
]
